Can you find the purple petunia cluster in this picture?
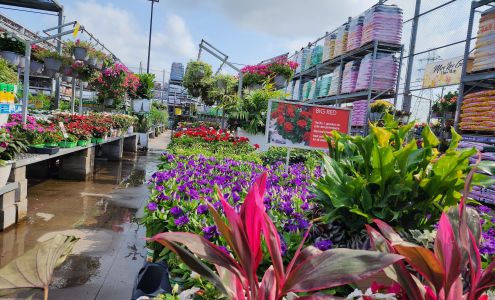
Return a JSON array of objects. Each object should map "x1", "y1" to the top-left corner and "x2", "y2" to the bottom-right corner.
[{"x1": 147, "y1": 153, "x2": 320, "y2": 244}]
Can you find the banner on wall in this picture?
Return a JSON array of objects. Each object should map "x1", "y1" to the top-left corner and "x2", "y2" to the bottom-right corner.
[
  {"x1": 422, "y1": 56, "x2": 472, "y2": 88},
  {"x1": 266, "y1": 100, "x2": 351, "y2": 150}
]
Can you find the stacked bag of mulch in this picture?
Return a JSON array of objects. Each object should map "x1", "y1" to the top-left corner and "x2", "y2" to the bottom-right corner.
[
  {"x1": 322, "y1": 34, "x2": 336, "y2": 62},
  {"x1": 292, "y1": 80, "x2": 301, "y2": 100},
  {"x1": 341, "y1": 60, "x2": 360, "y2": 94},
  {"x1": 347, "y1": 16, "x2": 365, "y2": 52},
  {"x1": 334, "y1": 23, "x2": 350, "y2": 58},
  {"x1": 329, "y1": 69, "x2": 341, "y2": 96},
  {"x1": 355, "y1": 52, "x2": 398, "y2": 91},
  {"x1": 458, "y1": 141, "x2": 495, "y2": 205},
  {"x1": 311, "y1": 46, "x2": 323, "y2": 67},
  {"x1": 318, "y1": 74, "x2": 332, "y2": 97},
  {"x1": 460, "y1": 90, "x2": 495, "y2": 132},
  {"x1": 472, "y1": 7, "x2": 495, "y2": 72},
  {"x1": 304, "y1": 49, "x2": 313, "y2": 71},
  {"x1": 294, "y1": 49, "x2": 309, "y2": 74},
  {"x1": 351, "y1": 100, "x2": 369, "y2": 127},
  {"x1": 361, "y1": 4, "x2": 403, "y2": 46}
]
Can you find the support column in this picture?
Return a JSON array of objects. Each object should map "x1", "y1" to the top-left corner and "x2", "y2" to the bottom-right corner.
[
  {"x1": 101, "y1": 139, "x2": 124, "y2": 161},
  {"x1": 6, "y1": 166, "x2": 28, "y2": 229},
  {"x1": 123, "y1": 135, "x2": 138, "y2": 153},
  {"x1": 59, "y1": 147, "x2": 95, "y2": 180}
]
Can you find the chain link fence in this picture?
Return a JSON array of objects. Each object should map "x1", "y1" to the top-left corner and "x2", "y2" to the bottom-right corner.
[{"x1": 384, "y1": 0, "x2": 476, "y2": 122}]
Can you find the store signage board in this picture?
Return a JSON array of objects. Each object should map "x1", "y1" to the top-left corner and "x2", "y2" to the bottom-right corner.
[
  {"x1": 422, "y1": 56, "x2": 472, "y2": 88},
  {"x1": 265, "y1": 100, "x2": 351, "y2": 150}
]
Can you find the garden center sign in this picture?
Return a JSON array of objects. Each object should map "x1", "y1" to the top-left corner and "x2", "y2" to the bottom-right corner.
[
  {"x1": 422, "y1": 56, "x2": 472, "y2": 88},
  {"x1": 266, "y1": 100, "x2": 351, "y2": 150}
]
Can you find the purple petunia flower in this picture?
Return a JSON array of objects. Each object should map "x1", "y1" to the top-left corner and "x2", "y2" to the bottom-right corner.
[
  {"x1": 155, "y1": 185, "x2": 164, "y2": 192},
  {"x1": 170, "y1": 206, "x2": 183, "y2": 217},
  {"x1": 174, "y1": 215, "x2": 189, "y2": 227},
  {"x1": 196, "y1": 204, "x2": 208, "y2": 215},
  {"x1": 478, "y1": 205, "x2": 491, "y2": 214},
  {"x1": 147, "y1": 202, "x2": 158, "y2": 211},
  {"x1": 315, "y1": 239, "x2": 333, "y2": 251},
  {"x1": 202, "y1": 225, "x2": 219, "y2": 240}
]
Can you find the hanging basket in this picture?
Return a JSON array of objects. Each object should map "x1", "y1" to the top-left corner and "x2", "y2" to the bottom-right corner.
[
  {"x1": 95, "y1": 59, "x2": 104, "y2": 70},
  {"x1": 87, "y1": 56, "x2": 98, "y2": 67},
  {"x1": 0, "y1": 51, "x2": 21, "y2": 66},
  {"x1": 104, "y1": 98, "x2": 115, "y2": 107},
  {"x1": 43, "y1": 68, "x2": 59, "y2": 78},
  {"x1": 18, "y1": 56, "x2": 25, "y2": 69},
  {"x1": 73, "y1": 47, "x2": 88, "y2": 61},
  {"x1": 370, "y1": 112, "x2": 384, "y2": 122},
  {"x1": 132, "y1": 99, "x2": 144, "y2": 112},
  {"x1": 273, "y1": 75, "x2": 287, "y2": 90},
  {"x1": 30, "y1": 60, "x2": 44, "y2": 74},
  {"x1": 43, "y1": 57, "x2": 62, "y2": 72},
  {"x1": 62, "y1": 75, "x2": 73, "y2": 83}
]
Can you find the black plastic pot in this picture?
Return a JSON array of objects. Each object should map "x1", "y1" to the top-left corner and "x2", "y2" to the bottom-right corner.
[
  {"x1": 28, "y1": 146, "x2": 60, "y2": 155},
  {"x1": 131, "y1": 261, "x2": 172, "y2": 300}
]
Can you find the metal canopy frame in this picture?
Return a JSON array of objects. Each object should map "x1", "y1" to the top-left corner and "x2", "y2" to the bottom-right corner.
[
  {"x1": 197, "y1": 39, "x2": 243, "y2": 98},
  {"x1": 0, "y1": 0, "x2": 62, "y2": 12}
]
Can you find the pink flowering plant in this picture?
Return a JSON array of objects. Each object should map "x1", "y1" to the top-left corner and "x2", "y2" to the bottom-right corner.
[
  {"x1": 241, "y1": 60, "x2": 298, "y2": 87},
  {"x1": 93, "y1": 63, "x2": 137, "y2": 106},
  {"x1": 4, "y1": 114, "x2": 46, "y2": 145}
]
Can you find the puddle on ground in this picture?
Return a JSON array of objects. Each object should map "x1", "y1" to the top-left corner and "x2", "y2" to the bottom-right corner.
[{"x1": 0, "y1": 152, "x2": 161, "y2": 297}]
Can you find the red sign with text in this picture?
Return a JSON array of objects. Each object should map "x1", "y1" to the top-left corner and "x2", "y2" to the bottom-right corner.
[{"x1": 266, "y1": 100, "x2": 351, "y2": 150}]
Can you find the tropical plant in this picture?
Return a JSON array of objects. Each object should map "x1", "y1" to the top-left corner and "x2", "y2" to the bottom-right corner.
[
  {"x1": 183, "y1": 61, "x2": 213, "y2": 101},
  {"x1": 0, "y1": 127, "x2": 27, "y2": 165},
  {"x1": 149, "y1": 173, "x2": 403, "y2": 300},
  {"x1": 0, "y1": 235, "x2": 78, "y2": 300},
  {"x1": 314, "y1": 113, "x2": 494, "y2": 236},
  {"x1": 229, "y1": 83, "x2": 284, "y2": 134},
  {"x1": 136, "y1": 73, "x2": 155, "y2": 99},
  {"x1": 41, "y1": 50, "x2": 63, "y2": 60},
  {"x1": 150, "y1": 106, "x2": 169, "y2": 125},
  {"x1": 31, "y1": 44, "x2": 45, "y2": 62},
  {"x1": 366, "y1": 160, "x2": 495, "y2": 300},
  {"x1": 370, "y1": 100, "x2": 394, "y2": 114}
]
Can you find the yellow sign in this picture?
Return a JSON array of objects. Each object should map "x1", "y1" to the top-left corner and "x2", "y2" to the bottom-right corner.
[
  {"x1": 73, "y1": 22, "x2": 80, "y2": 37},
  {"x1": 174, "y1": 107, "x2": 182, "y2": 116},
  {"x1": 422, "y1": 56, "x2": 468, "y2": 88}
]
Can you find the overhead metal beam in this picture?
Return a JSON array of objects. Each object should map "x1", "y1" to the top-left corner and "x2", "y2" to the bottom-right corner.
[{"x1": 0, "y1": 0, "x2": 62, "y2": 12}]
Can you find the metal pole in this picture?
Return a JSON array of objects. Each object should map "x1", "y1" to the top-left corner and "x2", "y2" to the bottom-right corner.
[
  {"x1": 237, "y1": 72, "x2": 243, "y2": 98},
  {"x1": 455, "y1": 1, "x2": 476, "y2": 130},
  {"x1": 79, "y1": 81, "x2": 84, "y2": 114},
  {"x1": 70, "y1": 80, "x2": 76, "y2": 113},
  {"x1": 162, "y1": 69, "x2": 165, "y2": 103},
  {"x1": 54, "y1": 8, "x2": 63, "y2": 109},
  {"x1": 22, "y1": 42, "x2": 31, "y2": 124},
  {"x1": 402, "y1": 0, "x2": 421, "y2": 113},
  {"x1": 146, "y1": 0, "x2": 156, "y2": 73},
  {"x1": 393, "y1": 45, "x2": 404, "y2": 107}
]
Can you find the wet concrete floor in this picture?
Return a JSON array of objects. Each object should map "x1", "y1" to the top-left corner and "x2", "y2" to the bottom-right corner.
[{"x1": 0, "y1": 150, "x2": 164, "y2": 300}]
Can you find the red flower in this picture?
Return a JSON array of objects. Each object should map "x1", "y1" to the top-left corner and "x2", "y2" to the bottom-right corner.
[
  {"x1": 254, "y1": 144, "x2": 260, "y2": 149},
  {"x1": 300, "y1": 111, "x2": 312, "y2": 118},
  {"x1": 283, "y1": 122, "x2": 294, "y2": 132},
  {"x1": 303, "y1": 132, "x2": 310, "y2": 141},
  {"x1": 297, "y1": 120, "x2": 307, "y2": 128},
  {"x1": 277, "y1": 115, "x2": 285, "y2": 124}
]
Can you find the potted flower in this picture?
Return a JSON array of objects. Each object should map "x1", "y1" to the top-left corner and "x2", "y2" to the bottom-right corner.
[
  {"x1": 93, "y1": 50, "x2": 106, "y2": 69},
  {"x1": 0, "y1": 127, "x2": 26, "y2": 187},
  {"x1": 0, "y1": 33, "x2": 25, "y2": 67},
  {"x1": 44, "y1": 130, "x2": 63, "y2": 148},
  {"x1": 370, "y1": 100, "x2": 394, "y2": 121},
  {"x1": 133, "y1": 73, "x2": 155, "y2": 112},
  {"x1": 268, "y1": 60, "x2": 298, "y2": 89},
  {"x1": 93, "y1": 63, "x2": 130, "y2": 108},
  {"x1": 72, "y1": 39, "x2": 92, "y2": 61},
  {"x1": 41, "y1": 50, "x2": 63, "y2": 74},
  {"x1": 431, "y1": 101, "x2": 440, "y2": 118},
  {"x1": 58, "y1": 133, "x2": 78, "y2": 148},
  {"x1": 30, "y1": 44, "x2": 45, "y2": 74},
  {"x1": 61, "y1": 56, "x2": 74, "y2": 83}
]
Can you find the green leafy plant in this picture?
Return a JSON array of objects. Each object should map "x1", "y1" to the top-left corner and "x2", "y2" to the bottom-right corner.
[
  {"x1": 136, "y1": 73, "x2": 155, "y2": 99},
  {"x1": 314, "y1": 113, "x2": 494, "y2": 235},
  {"x1": 0, "y1": 58, "x2": 18, "y2": 84},
  {"x1": 229, "y1": 83, "x2": 284, "y2": 134},
  {"x1": 0, "y1": 127, "x2": 27, "y2": 165},
  {"x1": 183, "y1": 61, "x2": 213, "y2": 101},
  {"x1": 366, "y1": 161, "x2": 495, "y2": 300},
  {"x1": 0, "y1": 33, "x2": 25, "y2": 54},
  {"x1": 150, "y1": 174, "x2": 402, "y2": 299},
  {"x1": 150, "y1": 106, "x2": 169, "y2": 126},
  {"x1": 41, "y1": 50, "x2": 63, "y2": 60},
  {"x1": 30, "y1": 45, "x2": 45, "y2": 62},
  {"x1": 370, "y1": 100, "x2": 394, "y2": 114},
  {"x1": 135, "y1": 114, "x2": 152, "y2": 132}
]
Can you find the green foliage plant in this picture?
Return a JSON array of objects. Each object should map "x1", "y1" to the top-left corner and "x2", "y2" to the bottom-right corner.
[
  {"x1": 136, "y1": 73, "x2": 155, "y2": 99},
  {"x1": 314, "y1": 113, "x2": 494, "y2": 234}
]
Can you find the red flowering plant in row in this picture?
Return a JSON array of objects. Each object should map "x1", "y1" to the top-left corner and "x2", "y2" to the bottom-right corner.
[{"x1": 270, "y1": 102, "x2": 312, "y2": 145}]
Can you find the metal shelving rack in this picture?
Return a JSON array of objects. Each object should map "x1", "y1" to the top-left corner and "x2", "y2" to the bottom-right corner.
[
  {"x1": 454, "y1": 0, "x2": 495, "y2": 145},
  {"x1": 287, "y1": 6, "x2": 404, "y2": 135}
]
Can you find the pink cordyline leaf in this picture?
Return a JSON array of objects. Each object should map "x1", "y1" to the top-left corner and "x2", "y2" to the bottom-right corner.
[
  {"x1": 286, "y1": 226, "x2": 312, "y2": 275},
  {"x1": 373, "y1": 219, "x2": 405, "y2": 244},
  {"x1": 466, "y1": 230, "x2": 482, "y2": 300},
  {"x1": 281, "y1": 249, "x2": 403, "y2": 295},
  {"x1": 434, "y1": 214, "x2": 461, "y2": 297},
  {"x1": 366, "y1": 225, "x2": 424, "y2": 300},
  {"x1": 261, "y1": 211, "x2": 285, "y2": 293},
  {"x1": 473, "y1": 260, "x2": 495, "y2": 299},
  {"x1": 445, "y1": 278, "x2": 463, "y2": 300},
  {"x1": 216, "y1": 265, "x2": 245, "y2": 300},
  {"x1": 259, "y1": 266, "x2": 277, "y2": 300}
]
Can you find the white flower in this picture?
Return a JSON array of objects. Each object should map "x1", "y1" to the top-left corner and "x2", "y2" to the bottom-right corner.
[
  {"x1": 346, "y1": 288, "x2": 397, "y2": 300},
  {"x1": 172, "y1": 283, "x2": 180, "y2": 294},
  {"x1": 190, "y1": 271, "x2": 200, "y2": 279}
]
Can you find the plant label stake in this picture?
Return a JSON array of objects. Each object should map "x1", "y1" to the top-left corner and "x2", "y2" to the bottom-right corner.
[
  {"x1": 59, "y1": 122, "x2": 69, "y2": 139},
  {"x1": 285, "y1": 148, "x2": 291, "y2": 172}
]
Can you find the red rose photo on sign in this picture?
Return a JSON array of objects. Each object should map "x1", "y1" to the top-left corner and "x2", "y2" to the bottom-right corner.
[{"x1": 266, "y1": 100, "x2": 351, "y2": 149}]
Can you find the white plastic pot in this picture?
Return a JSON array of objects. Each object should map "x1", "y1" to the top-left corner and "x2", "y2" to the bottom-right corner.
[
  {"x1": 43, "y1": 57, "x2": 62, "y2": 72},
  {"x1": 95, "y1": 59, "x2": 103, "y2": 70},
  {"x1": 82, "y1": 81, "x2": 89, "y2": 88},
  {"x1": 0, "y1": 114, "x2": 8, "y2": 127},
  {"x1": 73, "y1": 47, "x2": 88, "y2": 61},
  {"x1": 274, "y1": 75, "x2": 287, "y2": 90},
  {"x1": 18, "y1": 56, "x2": 25, "y2": 69},
  {"x1": 142, "y1": 99, "x2": 151, "y2": 112},
  {"x1": 127, "y1": 126, "x2": 134, "y2": 134},
  {"x1": 139, "y1": 133, "x2": 149, "y2": 148},
  {"x1": 0, "y1": 51, "x2": 20, "y2": 66},
  {"x1": 132, "y1": 99, "x2": 144, "y2": 112},
  {"x1": 30, "y1": 61, "x2": 44, "y2": 74},
  {"x1": 0, "y1": 163, "x2": 12, "y2": 188},
  {"x1": 62, "y1": 75, "x2": 73, "y2": 83},
  {"x1": 87, "y1": 56, "x2": 97, "y2": 67},
  {"x1": 104, "y1": 99, "x2": 115, "y2": 107}
]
